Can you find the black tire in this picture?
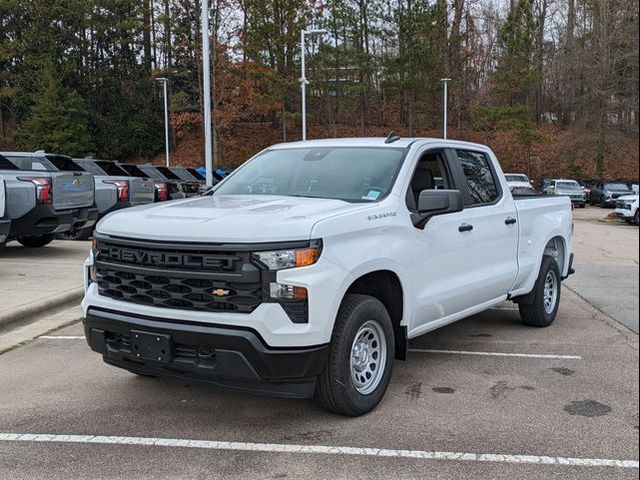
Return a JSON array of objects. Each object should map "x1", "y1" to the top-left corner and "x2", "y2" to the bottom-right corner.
[
  {"x1": 600, "y1": 197, "x2": 607, "y2": 208},
  {"x1": 57, "y1": 226, "x2": 94, "y2": 241},
  {"x1": 0, "y1": 241, "x2": 6, "y2": 252},
  {"x1": 316, "y1": 294, "x2": 395, "y2": 417},
  {"x1": 519, "y1": 255, "x2": 562, "y2": 327},
  {"x1": 589, "y1": 195, "x2": 594, "y2": 206},
  {"x1": 635, "y1": 210, "x2": 639, "y2": 226},
  {"x1": 17, "y1": 234, "x2": 55, "y2": 248}
]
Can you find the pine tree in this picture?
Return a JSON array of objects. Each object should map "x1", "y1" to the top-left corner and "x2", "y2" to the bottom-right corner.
[{"x1": 20, "y1": 67, "x2": 93, "y2": 157}]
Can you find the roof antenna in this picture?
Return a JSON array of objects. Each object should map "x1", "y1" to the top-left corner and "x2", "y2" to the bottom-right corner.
[{"x1": 385, "y1": 132, "x2": 401, "y2": 144}]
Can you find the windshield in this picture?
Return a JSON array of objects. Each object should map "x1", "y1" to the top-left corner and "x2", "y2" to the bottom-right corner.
[
  {"x1": 215, "y1": 147, "x2": 406, "y2": 202},
  {"x1": 604, "y1": 183, "x2": 630, "y2": 190},
  {"x1": 505, "y1": 174, "x2": 529, "y2": 183},
  {"x1": 556, "y1": 181, "x2": 581, "y2": 191}
]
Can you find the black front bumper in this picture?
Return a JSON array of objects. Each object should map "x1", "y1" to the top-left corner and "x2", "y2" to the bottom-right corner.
[
  {"x1": 8, "y1": 205, "x2": 99, "y2": 238},
  {"x1": 0, "y1": 218, "x2": 10, "y2": 242},
  {"x1": 84, "y1": 307, "x2": 329, "y2": 399}
]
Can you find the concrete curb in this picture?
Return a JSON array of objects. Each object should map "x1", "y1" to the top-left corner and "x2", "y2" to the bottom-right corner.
[{"x1": 0, "y1": 286, "x2": 84, "y2": 332}]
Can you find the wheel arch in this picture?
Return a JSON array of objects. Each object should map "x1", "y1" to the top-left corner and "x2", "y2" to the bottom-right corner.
[{"x1": 343, "y1": 269, "x2": 407, "y2": 360}]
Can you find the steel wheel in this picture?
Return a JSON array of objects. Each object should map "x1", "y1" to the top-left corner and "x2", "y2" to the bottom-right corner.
[
  {"x1": 543, "y1": 270, "x2": 559, "y2": 314},
  {"x1": 350, "y1": 320, "x2": 387, "y2": 395}
]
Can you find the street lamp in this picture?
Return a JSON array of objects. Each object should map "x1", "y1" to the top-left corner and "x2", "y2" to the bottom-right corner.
[
  {"x1": 440, "y1": 78, "x2": 451, "y2": 139},
  {"x1": 300, "y1": 29, "x2": 328, "y2": 142},
  {"x1": 201, "y1": 0, "x2": 214, "y2": 187},
  {"x1": 156, "y1": 77, "x2": 170, "y2": 167}
]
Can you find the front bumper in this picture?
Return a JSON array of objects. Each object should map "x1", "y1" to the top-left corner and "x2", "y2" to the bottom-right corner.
[
  {"x1": 8, "y1": 205, "x2": 98, "y2": 238},
  {"x1": 84, "y1": 307, "x2": 329, "y2": 398}
]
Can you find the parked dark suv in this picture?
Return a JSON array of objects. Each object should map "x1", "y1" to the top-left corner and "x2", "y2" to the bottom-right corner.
[{"x1": 590, "y1": 181, "x2": 634, "y2": 207}]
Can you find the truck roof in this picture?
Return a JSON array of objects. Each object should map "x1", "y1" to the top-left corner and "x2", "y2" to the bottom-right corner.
[{"x1": 268, "y1": 137, "x2": 491, "y2": 151}]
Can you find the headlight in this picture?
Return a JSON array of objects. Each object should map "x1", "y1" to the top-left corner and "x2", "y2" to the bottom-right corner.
[{"x1": 252, "y1": 242, "x2": 322, "y2": 270}]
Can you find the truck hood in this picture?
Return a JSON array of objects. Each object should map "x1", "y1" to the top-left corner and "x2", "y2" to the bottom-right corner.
[{"x1": 97, "y1": 194, "x2": 372, "y2": 243}]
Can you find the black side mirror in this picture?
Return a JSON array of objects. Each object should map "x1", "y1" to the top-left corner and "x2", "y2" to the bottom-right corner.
[{"x1": 411, "y1": 190, "x2": 464, "y2": 229}]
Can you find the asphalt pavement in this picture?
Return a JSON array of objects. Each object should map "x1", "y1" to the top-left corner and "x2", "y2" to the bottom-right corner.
[{"x1": 566, "y1": 207, "x2": 639, "y2": 333}]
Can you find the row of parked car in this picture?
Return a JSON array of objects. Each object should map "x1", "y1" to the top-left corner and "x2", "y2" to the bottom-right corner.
[
  {"x1": 0, "y1": 150, "x2": 226, "y2": 249},
  {"x1": 504, "y1": 173, "x2": 639, "y2": 224}
]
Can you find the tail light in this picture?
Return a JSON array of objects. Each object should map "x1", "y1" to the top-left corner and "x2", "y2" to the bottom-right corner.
[
  {"x1": 18, "y1": 177, "x2": 53, "y2": 205},
  {"x1": 104, "y1": 180, "x2": 129, "y2": 203},
  {"x1": 155, "y1": 182, "x2": 168, "y2": 202}
]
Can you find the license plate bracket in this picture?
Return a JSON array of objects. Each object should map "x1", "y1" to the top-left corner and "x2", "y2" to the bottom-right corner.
[{"x1": 130, "y1": 330, "x2": 173, "y2": 363}]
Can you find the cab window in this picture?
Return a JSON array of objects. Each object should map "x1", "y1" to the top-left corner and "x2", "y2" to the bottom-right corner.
[
  {"x1": 453, "y1": 149, "x2": 500, "y2": 206},
  {"x1": 406, "y1": 150, "x2": 451, "y2": 211}
]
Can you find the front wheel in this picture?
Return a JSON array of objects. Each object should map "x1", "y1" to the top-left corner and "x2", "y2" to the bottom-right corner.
[
  {"x1": 17, "y1": 234, "x2": 55, "y2": 248},
  {"x1": 635, "y1": 210, "x2": 639, "y2": 226},
  {"x1": 316, "y1": 294, "x2": 394, "y2": 417},
  {"x1": 519, "y1": 255, "x2": 562, "y2": 327}
]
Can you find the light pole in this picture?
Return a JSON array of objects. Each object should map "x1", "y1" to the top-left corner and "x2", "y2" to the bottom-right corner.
[
  {"x1": 201, "y1": 0, "x2": 214, "y2": 187},
  {"x1": 156, "y1": 77, "x2": 170, "y2": 167},
  {"x1": 440, "y1": 78, "x2": 451, "y2": 139},
  {"x1": 300, "y1": 29, "x2": 328, "y2": 141}
]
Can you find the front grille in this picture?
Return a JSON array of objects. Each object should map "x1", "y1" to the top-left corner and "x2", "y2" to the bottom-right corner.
[
  {"x1": 96, "y1": 268, "x2": 262, "y2": 313},
  {"x1": 95, "y1": 238, "x2": 263, "y2": 315}
]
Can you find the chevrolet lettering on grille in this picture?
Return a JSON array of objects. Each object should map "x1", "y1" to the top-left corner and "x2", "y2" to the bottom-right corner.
[{"x1": 101, "y1": 246, "x2": 234, "y2": 270}]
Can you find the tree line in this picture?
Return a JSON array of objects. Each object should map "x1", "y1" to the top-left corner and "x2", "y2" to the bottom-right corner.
[{"x1": 0, "y1": 0, "x2": 638, "y2": 175}]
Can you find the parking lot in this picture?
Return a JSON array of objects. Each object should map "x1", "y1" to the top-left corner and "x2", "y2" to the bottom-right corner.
[{"x1": 0, "y1": 206, "x2": 638, "y2": 479}]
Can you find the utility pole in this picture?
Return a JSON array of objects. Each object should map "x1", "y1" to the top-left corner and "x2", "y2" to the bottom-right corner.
[
  {"x1": 156, "y1": 77, "x2": 170, "y2": 167},
  {"x1": 201, "y1": 0, "x2": 213, "y2": 187},
  {"x1": 440, "y1": 78, "x2": 451, "y2": 139},
  {"x1": 300, "y1": 29, "x2": 328, "y2": 141}
]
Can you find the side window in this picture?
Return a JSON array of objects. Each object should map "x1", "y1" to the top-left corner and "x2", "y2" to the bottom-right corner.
[
  {"x1": 406, "y1": 151, "x2": 452, "y2": 210},
  {"x1": 454, "y1": 149, "x2": 500, "y2": 206}
]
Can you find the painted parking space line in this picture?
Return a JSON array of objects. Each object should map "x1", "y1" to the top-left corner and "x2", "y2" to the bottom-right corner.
[
  {"x1": 40, "y1": 336, "x2": 85, "y2": 340},
  {"x1": 408, "y1": 348, "x2": 582, "y2": 360},
  {"x1": 0, "y1": 433, "x2": 636, "y2": 469}
]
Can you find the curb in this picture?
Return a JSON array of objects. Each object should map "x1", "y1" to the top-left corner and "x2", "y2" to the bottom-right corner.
[{"x1": 0, "y1": 287, "x2": 84, "y2": 332}]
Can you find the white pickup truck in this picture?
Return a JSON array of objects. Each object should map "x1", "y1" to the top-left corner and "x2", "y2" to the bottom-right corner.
[{"x1": 82, "y1": 137, "x2": 574, "y2": 416}]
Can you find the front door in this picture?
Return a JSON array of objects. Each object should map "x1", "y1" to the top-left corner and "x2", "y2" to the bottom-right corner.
[{"x1": 405, "y1": 149, "x2": 480, "y2": 333}]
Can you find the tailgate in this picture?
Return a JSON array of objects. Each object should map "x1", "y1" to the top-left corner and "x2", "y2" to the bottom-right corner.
[
  {"x1": 0, "y1": 175, "x2": 5, "y2": 217},
  {"x1": 52, "y1": 172, "x2": 94, "y2": 209},
  {"x1": 128, "y1": 177, "x2": 155, "y2": 206}
]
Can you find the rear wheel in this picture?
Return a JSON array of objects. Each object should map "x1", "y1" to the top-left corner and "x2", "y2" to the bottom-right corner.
[
  {"x1": 519, "y1": 255, "x2": 562, "y2": 328},
  {"x1": 57, "y1": 226, "x2": 94, "y2": 241},
  {"x1": 316, "y1": 294, "x2": 394, "y2": 417},
  {"x1": 635, "y1": 210, "x2": 639, "y2": 226},
  {"x1": 17, "y1": 234, "x2": 55, "y2": 248}
]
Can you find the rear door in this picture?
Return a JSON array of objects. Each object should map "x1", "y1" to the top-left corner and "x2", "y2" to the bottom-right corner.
[{"x1": 448, "y1": 148, "x2": 519, "y2": 302}]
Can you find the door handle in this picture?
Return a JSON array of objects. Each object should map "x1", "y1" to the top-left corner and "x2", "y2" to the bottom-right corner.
[
  {"x1": 505, "y1": 217, "x2": 517, "y2": 225},
  {"x1": 458, "y1": 223, "x2": 474, "y2": 232}
]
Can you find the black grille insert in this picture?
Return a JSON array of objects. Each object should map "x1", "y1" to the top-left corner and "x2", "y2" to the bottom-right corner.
[{"x1": 97, "y1": 268, "x2": 262, "y2": 314}]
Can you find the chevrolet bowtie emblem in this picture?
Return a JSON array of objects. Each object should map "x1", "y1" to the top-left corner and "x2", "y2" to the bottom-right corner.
[{"x1": 212, "y1": 289, "x2": 230, "y2": 297}]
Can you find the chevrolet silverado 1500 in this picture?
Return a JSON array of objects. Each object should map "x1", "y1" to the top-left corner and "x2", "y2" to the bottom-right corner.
[{"x1": 83, "y1": 138, "x2": 574, "y2": 416}]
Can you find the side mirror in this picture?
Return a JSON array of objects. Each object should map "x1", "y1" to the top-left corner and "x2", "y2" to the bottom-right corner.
[{"x1": 412, "y1": 190, "x2": 464, "y2": 229}]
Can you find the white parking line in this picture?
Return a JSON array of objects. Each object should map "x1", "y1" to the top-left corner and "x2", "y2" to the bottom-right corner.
[
  {"x1": 0, "y1": 433, "x2": 636, "y2": 469},
  {"x1": 40, "y1": 336, "x2": 85, "y2": 340},
  {"x1": 409, "y1": 348, "x2": 582, "y2": 360}
]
